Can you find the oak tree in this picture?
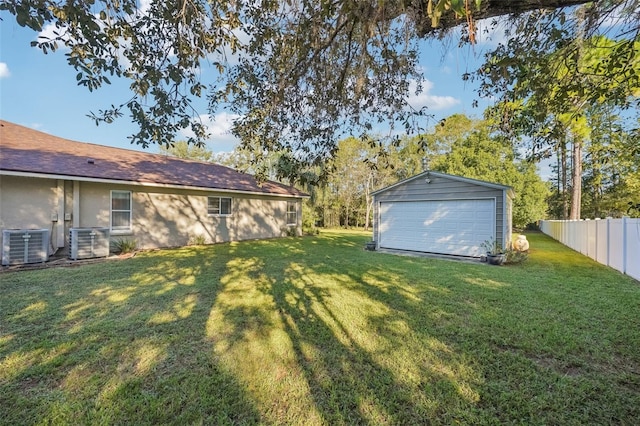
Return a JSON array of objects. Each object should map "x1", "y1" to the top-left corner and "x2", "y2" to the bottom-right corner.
[{"x1": 2, "y1": 0, "x2": 636, "y2": 180}]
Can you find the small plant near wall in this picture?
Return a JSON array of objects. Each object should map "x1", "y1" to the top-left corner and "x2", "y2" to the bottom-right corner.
[
  {"x1": 110, "y1": 238, "x2": 137, "y2": 255},
  {"x1": 482, "y1": 238, "x2": 503, "y2": 255},
  {"x1": 482, "y1": 238, "x2": 505, "y2": 265},
  {"x1": 188, "y1": 234, "x2": 207, "y2": 246},
  {"x1": 505, "y1": 248, "x2": 528, "y2": 265},
  {"x1": 281, "y1": 226, "x2": 299, "y2": 237}
]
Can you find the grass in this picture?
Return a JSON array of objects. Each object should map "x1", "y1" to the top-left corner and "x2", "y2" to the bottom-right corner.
[{"x1": 1, "y1": 230, "x2": 639, "y2": 425}]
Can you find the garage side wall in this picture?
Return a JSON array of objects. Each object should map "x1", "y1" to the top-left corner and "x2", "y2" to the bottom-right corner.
[{"x1": 373, "y1": 174, "x2": 506, "y2": 248}]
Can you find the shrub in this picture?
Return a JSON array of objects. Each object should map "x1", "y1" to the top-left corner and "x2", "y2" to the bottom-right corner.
[
  {"x1": 282, "y1": 226, "x2": 299, "y2": 237},
  {"x1": 481, "y1": 238, "x2": 503, "y2": 255},
  {"x1": 505, "y1": 247, "x2": 529, "y2": 265},
  {"x1": 302, "y1": 200, "x2": 320, "y2": 235},
  {"x1": 110, "y1": 238, "x2": 137, "y2": 254},
  {"x1": 188, "y1": 234, "x2": 207, "y2": 246},
  {"x1": 302, "y1": 222, "x2": 320, "y2": 235}
]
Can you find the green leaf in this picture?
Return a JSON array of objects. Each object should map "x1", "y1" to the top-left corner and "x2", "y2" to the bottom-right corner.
[
  {"x1": 450, "y1": 0, "x2": 465, "y2": 16},
  {"x1": 15, "y1": 10, "x2": 27, "y2": 27}
]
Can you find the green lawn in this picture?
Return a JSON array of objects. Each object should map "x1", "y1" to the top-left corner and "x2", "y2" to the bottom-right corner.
[{"x1": 1, "y1": 230, "x2": 639, "y2": 425}]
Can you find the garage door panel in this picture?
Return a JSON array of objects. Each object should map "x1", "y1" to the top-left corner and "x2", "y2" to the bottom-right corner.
[{"x1": 379, "y1": 199, "x2": 495, "y2": 257}]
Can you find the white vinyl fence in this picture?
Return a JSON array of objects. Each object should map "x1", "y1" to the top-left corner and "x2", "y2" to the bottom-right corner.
[{"x1": 540, "y1": 218, "x2": 640, "y2": 281}]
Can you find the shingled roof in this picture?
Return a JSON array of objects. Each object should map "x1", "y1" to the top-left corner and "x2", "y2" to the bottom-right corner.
[{"x1": 0, "y1": 120, "x2": 307, "y2": 198}]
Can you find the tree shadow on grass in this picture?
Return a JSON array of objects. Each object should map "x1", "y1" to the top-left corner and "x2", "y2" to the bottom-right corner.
[
  {"x1": 204, "y1": 235, "x2": 488, "y2": 424},
  {"x1": 0, "y1": 247, "x2": 262, "y2": 425},
  {"x1": 5, "y1": 231, "x2": 638, "y2": 424}
]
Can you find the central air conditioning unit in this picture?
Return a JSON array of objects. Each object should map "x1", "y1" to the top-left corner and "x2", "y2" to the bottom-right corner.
[
  {"x1": 2, "y1": 229, "x2": 50, "y2": 266},
  {"x1": 70, "y1": 228, "x2": 110, "y2": 260}
]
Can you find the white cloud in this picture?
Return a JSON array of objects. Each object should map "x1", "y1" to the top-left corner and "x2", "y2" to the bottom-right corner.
[
  {"x1": 407, "y1": 79, "x2": 460, "y2": 111},
  {"x1": 138, "y1": 0, "x2": 153, "y2": 16},
  {"x1": 441, "y1": 16, "x2": 512, "y2": 50},
  {"x1": 180, "y1": 113, "x2": 241, "y2": 152},
  {"x1": 0, "y1": 62, "x2": 10, "y2": 78},
  {"x1": 37, "y1": 23, "x2": 72, "y2": 52},
  {"x1": 474, "y1": 17, "x2": 511, "y2": 47},
  {"x1": 36, "y1": 1, "x2": 152, "y2": 55}
]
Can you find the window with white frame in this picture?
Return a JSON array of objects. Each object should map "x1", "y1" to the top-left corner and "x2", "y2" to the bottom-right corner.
[
  {"x1": 111, "y1": 190, "x2": 132, "y2": 232},
  {"x1": 286, "y1": 201, "x2": 297, "y2": 225},
  {"x1": 208, "y1": 196, "x2": 232, "y2": 216}
]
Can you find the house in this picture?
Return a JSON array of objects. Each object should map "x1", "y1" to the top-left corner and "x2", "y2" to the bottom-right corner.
[
  {"x1": 0, "y1": 120, "x2": 307, "y2": 262},
  {"x1": 372, "y1": 170, "x2": 514, "y2": 257}
]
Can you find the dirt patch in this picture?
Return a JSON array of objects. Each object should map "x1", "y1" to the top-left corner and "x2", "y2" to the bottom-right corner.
[{"x1": 531, "y1": 355, "x2": 583, "y2": 377}]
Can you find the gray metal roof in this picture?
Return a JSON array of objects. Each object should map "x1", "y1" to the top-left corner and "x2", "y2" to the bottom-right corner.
[{"x1": 372, "y1": 170, "x2": 515, "y2": 197}]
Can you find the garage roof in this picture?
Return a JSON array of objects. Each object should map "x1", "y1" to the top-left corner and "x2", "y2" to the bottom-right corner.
[{"x1": 372, "y1": 170, "x2": 514, "y2": 197}]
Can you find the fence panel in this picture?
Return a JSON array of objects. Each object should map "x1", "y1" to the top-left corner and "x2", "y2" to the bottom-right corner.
[
  {"x1": 584, "y1": 220, "x2": 598, "y2": 260},
  {"x1": 595, "y1": 219, "x2": 608, "y2": 265},
  {"x1": 540, "y1": 218, "x2": 639, "y2": 282},
  {"x1": 626, "y1": 219, "x2": 640, "y2": 281},
  {"x1": 609, "y1": 219, "x2": 625, "y2": 273}
]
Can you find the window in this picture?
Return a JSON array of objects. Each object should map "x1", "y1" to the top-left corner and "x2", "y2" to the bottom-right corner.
[
  {"x1": 286, "y1": 201, "x2": 297, "y2": 225},
  {"x1": 111, "y1": 190, "x2": 132, "y2": 232},
  {"x1": 208, "y1": 196, "x2": 232, "y2": 216}
]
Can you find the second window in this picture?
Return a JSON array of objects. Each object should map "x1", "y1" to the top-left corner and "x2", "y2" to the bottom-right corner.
[{"x1": 208, "y1": 196, "x2": 232, "y2": 216}]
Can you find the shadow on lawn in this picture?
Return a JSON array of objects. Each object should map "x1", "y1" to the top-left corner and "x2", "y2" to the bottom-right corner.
[
  {"x1": 208, "y1": 234, "x2": 496, "y2": 424},
  {"x1": 0, "y1": 247, "x2": 262, "y2": 424},
  {"x1": 4, "y1": 231, "x2": 638, "y2": 424}
]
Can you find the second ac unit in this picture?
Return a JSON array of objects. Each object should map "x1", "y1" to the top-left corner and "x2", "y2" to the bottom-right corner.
[
  {"x1": 2, "y1": 229, "x2": 50, "y2": 266},
  {"x1": 70, "y1": 228, "x2": 110, "y2": 260}
]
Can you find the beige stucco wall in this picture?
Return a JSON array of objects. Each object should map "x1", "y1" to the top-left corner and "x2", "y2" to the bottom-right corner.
[
  {"x1": 80, "y1": 182, "x2": 302, "y2": 249},
  {"x1": 0, "y1": 175, "x2": 64, "y2": 252},
  {"x1": 1, "y1": 175, "x2": 303, "y2": 252},
  {"x1": 0, "y1": 175, "x2": 58, "y2": 229}
]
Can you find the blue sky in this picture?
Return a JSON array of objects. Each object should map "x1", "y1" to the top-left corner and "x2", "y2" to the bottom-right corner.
[{"x1": 1, "y1": 12, "x2": 500, "y2": 155}]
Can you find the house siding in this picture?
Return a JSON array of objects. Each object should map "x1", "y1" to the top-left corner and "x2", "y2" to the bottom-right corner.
[
  {"x1": 0, "y1": 175, "x2": 58, "y2": 230},
  {"x1": 1, "y1": 175, "x2": 303, "y2": 253},
  {"x1": 373, "y1": 173, "x2": 509, "y2": 249},
  {"x1": 80, "y1": 182, "x2": 302, "y2": 249}
]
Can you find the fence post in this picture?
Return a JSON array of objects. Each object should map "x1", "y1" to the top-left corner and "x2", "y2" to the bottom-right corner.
[
  {"x1": 606, "y1": 217, "x2": 611, "y2": 267},
  {"x1": 587, "y1": 219, "x2": 590, "y2": 257},
  {"x1": 592, "y1": 219, "x2": 598, "y2": 261},
  {"x1": 623, "y1": 216, "x2": 628, "y2": 274}
]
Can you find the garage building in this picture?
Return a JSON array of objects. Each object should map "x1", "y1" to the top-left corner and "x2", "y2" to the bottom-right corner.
[{"x1": 372, "y1": 171, "x2": 514, "y2": 257}]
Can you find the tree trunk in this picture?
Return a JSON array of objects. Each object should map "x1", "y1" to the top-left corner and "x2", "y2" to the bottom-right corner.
[
  {"x1": 344, "y1": 202, "x2": 350, "y2": 228},
  {"x1": 570, "y1": 139, "x2": 583, "y2": 220},
  {"x1": 561, "y1": 140, "x2": 569, "y2": 220},
  {"x1": 592, "y1": 148, "x2": 602, "y2": 218},
  {"x1": 363, "y1": 172, "x2": 373, "y2": 231},
  {"x1": 364, "y1": 197, "x2": 371, "y2": 230}
]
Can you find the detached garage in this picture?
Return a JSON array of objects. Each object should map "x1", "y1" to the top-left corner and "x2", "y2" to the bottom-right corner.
[{"x1": 372, "y1": 171, "x2": 514, "y2": 257}]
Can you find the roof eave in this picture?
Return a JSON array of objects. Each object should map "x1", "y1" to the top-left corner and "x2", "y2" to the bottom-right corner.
[
  {"x1": 372, "y1": 170, "x2": 514, "y2": 196},
  {"x1": 0, "y1": 169, "x2": 309, "y2": 199}
]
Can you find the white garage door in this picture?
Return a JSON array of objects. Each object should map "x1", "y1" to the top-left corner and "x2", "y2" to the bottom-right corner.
[{"x1": 379, "y1": 199, "x2": 496, "y2": 257}]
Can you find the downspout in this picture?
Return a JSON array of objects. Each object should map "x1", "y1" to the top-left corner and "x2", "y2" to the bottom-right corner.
[{"x1": 56, "y1": 180, "x2": 65, "y2": 248}]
